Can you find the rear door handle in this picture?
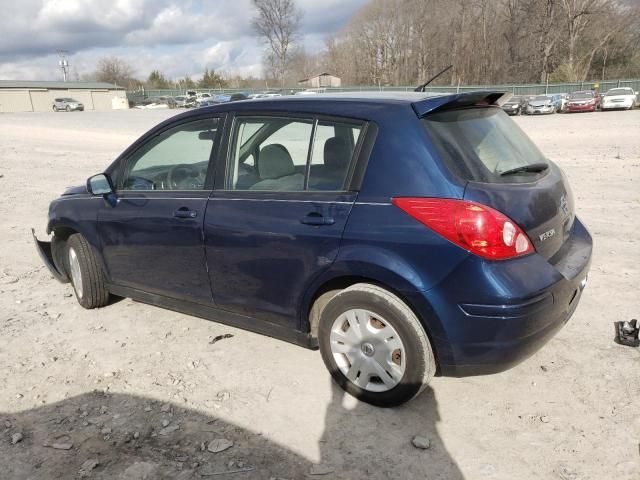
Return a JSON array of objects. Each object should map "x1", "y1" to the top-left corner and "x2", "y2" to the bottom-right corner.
[
  {"x1": 301, "y1": 212, "x2": 335, "y2": 226},
  {"x1": 174, "y1": 207, "x2": 197, "y2": 219}
]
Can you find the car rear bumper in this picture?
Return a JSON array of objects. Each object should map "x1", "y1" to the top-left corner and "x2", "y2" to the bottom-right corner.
[{"x1": 414, "y1": 217, "x2": 592, "y2": 376}]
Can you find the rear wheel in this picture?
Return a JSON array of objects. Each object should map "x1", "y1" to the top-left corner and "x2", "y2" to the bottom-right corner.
[
  {"x1": 317, "y1": 283, "x2": 436, "y2": 407},
  {"x1": 66, "y1": 234, "x2": 109, "y2": 309}
]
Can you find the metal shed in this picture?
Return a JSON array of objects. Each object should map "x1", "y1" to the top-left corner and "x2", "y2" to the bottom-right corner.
[{"x1": 0, "y1": 81, "x2": 128, "y2": 112}]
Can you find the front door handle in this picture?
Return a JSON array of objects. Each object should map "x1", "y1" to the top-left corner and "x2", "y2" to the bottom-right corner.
[
  {"x1": 301, "y1": 212, "x2": 335, "y2": 226},
  {"x1": 174, "y1": 207, "x2": 197, "y2": 219}
]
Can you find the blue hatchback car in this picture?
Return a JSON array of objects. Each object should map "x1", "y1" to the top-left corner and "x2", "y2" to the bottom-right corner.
[{"x1": 34, "y1": 92, "x2": 592, "y2": 406}]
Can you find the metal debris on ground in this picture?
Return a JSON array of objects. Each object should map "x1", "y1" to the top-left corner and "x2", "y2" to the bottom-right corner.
[
  {"x1": 614, "y1": 319, "x2": 639, "y2": 347},
  {"x1": 209, "y1": 334, "x2": 234, "y2": 344}
]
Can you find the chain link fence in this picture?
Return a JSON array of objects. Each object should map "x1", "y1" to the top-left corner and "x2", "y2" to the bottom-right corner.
[{"x1": 127, "y1": 79, "x2": 640, "y2": 103}]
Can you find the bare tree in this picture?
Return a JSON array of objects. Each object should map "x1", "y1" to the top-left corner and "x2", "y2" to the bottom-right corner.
[
  {"x1": 252, "y1": 0, "x2": 302, "y2": 87},
  {"x1": 559, "y1": 0, "x2": 606, "y2": 80},
  {"x1": 94, "y1": 56, "x2": 137, "y2": 88}
]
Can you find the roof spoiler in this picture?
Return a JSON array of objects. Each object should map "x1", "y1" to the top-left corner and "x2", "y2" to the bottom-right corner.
[{"x1": 412, "y1": 91, "x2": 513, "y2": 117}]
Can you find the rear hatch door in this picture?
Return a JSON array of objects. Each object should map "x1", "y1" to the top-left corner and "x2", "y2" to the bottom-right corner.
[{"x1": 420, "y1": 105, "x2": 574, "y2": 261}]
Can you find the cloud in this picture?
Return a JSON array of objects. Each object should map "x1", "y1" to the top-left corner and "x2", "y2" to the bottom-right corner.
[{"x1": 0, "y1": 0, "x2": 368, "y2": 81}]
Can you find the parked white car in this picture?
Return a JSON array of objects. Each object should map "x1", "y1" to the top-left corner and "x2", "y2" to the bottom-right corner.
[
  {"x1": 601, "y1": 87, "x2": 637, "y2": 110},
  {"x1": 195, "y1": 92, "x2": 213, "y2": 107},
  {"x1": 52, "y1": 97, "x2": 84, "y2": 112}
]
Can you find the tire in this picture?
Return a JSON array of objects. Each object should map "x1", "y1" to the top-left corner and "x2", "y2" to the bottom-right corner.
[
  {"x1": 53, "y1": 106, "x2": 58, "y2": 112},
  {"x1": 66, "y1": 234, "x2": 109, "y2": 309},
  {"x1": 66, "y1": 106, "x2": 71, "y2": 112},
  {"x1": 317, "y1": 283, "x2": 436, "y2": 407}
]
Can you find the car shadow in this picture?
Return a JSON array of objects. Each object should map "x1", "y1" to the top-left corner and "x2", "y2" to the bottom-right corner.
[
  {"x1": 317, "y1": 381, "x2": 465, "y2": 479},
  {"x1": 1, "y1": 385, "x2": 464, "y2": 479}
]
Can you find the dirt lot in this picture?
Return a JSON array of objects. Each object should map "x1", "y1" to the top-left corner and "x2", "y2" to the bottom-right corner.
[{"x1": 0, "y1": 108, "x2": 638, "y2": 480}]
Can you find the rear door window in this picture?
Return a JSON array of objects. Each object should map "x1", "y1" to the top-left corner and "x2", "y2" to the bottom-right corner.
[
  {"x1": 227, "y1": 116, "x2": 364, "y2": 191},
  {"x1": 308, "y1": 122, "x2": 362, "y2": 191},
  {"x1": 422, "y1": 108, "x2": 548, "y2": 184}
]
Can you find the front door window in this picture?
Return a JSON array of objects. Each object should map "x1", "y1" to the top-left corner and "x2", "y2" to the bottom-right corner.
[{"x1": 122, "y1": 118, "x2": 219, "y2": 191}]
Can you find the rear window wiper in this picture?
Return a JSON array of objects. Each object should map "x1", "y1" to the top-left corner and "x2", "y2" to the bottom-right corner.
[{"x1": 499, "y1": 163, "x2": 549, "y2": 176}]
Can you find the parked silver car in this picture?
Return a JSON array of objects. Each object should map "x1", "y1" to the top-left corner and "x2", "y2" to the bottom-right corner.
[
  {"x1": 526, "y1": 95, "x2": 555, "y2": 115},
  {"x1": 52, "y1": 97, "x2": 84, "y2": 112}
]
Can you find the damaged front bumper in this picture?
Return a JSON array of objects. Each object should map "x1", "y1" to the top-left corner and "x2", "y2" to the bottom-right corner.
[{"x1": 31, "y1": 228, "x2": 68, "y2": 283}]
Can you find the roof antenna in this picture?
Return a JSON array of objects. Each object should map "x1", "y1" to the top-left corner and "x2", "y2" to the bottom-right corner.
[{"x1": 414, "y1": 65, "x2": 453, "y2": 92}]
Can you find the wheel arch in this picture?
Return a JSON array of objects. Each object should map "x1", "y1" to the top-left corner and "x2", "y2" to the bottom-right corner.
[
  {"x1": 47, "y1": 218, "x2": 109, "y2": 282},
  {"x1": 301, "y1": 265, "x2": 449, "y2": 372}
]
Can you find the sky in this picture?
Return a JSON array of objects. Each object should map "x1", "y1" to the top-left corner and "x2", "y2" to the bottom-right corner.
[{"x1": 0, "y1": 0, "x2": 368, "y2": 81}]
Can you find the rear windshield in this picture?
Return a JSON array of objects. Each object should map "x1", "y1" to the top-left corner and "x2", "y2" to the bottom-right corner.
[{"x1": 422, "y1": 107, "x2": 548, "y2": 184}]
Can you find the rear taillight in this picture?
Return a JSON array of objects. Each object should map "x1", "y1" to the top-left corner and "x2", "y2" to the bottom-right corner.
[{"x1": 392, "y1": 198, "x2": 534, "y2": 260}]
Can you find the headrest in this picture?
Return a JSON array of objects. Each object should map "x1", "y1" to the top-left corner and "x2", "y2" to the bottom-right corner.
[
  {"x1": 259, "y1": 144, "x2": 295, "y2": 180},
  {"x1": 324, "y1": 137, "x2": 351, "y2": 171}
]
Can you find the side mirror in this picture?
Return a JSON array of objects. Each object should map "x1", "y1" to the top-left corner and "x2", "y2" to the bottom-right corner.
[{"x1": 87, "y1": 173, "x2": 113, "y2": 195}]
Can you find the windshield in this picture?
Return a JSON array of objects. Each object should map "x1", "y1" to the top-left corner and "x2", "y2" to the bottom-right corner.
[
  {"x1": 569, "y1": 92, "x2": 592, "y2": 99},
  {"x1": 532, "y1": 96, "x2": 549, "y2": 102},
  {"x1": 422, "y1": 107, "x2": 548, "y2": 184},
  {"x1": 605, "y1": 88, "x2": 632, "y2": 96}
]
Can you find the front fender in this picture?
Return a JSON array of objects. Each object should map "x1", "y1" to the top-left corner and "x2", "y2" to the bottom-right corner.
[{"x1": 45, "y1": 196, "x2": 108, "y2": 279}]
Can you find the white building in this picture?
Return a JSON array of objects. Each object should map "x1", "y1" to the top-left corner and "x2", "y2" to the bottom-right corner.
[
  {"x1": 298, "y1": 73, "x2": 342, "y2": 89},
  {"x1": 0, "y1": 81, "x2": 128, "y2": 112}
]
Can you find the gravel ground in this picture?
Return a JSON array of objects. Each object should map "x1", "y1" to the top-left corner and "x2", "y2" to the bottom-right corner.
[{"x1": 0, "y1": 108, "x2": 638, "y2": 480}]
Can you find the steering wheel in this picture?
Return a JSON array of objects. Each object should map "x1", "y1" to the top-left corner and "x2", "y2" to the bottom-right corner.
[{"x1": 166, "y1": 164, "x2": 204, "y2": 190}]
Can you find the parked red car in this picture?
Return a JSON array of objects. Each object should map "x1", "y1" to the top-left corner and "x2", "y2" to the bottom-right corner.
[{"x1": 565, "y1": 91, "x2": 600, "y2": 113}]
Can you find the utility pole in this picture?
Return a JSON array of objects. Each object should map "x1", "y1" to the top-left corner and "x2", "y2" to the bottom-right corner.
[{"x1": 58, "y1": 51, "x2": 70, "y2": 82}]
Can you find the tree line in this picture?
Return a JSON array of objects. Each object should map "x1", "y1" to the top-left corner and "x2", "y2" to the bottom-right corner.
[
  {"x1": 255, "y1": 0, "x2": 640, "y2": 87},
  {"x1": 86, "y1": 0, "x2": 640, "y2": 90},
  {"x1": 306, "y1": 0, "x2": 640, "y2": 87},
  {"x1": 88, "y1": 57, "x2": 233, "y2": 90}
]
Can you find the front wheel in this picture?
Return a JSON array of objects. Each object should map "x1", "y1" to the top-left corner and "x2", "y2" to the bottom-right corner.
[
  {"x1": 66, "y1": 234, "x2": 109, "y2": 309},
  {"x1": 317, "y1": 283, "x2": 436, "y2": 407}
]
